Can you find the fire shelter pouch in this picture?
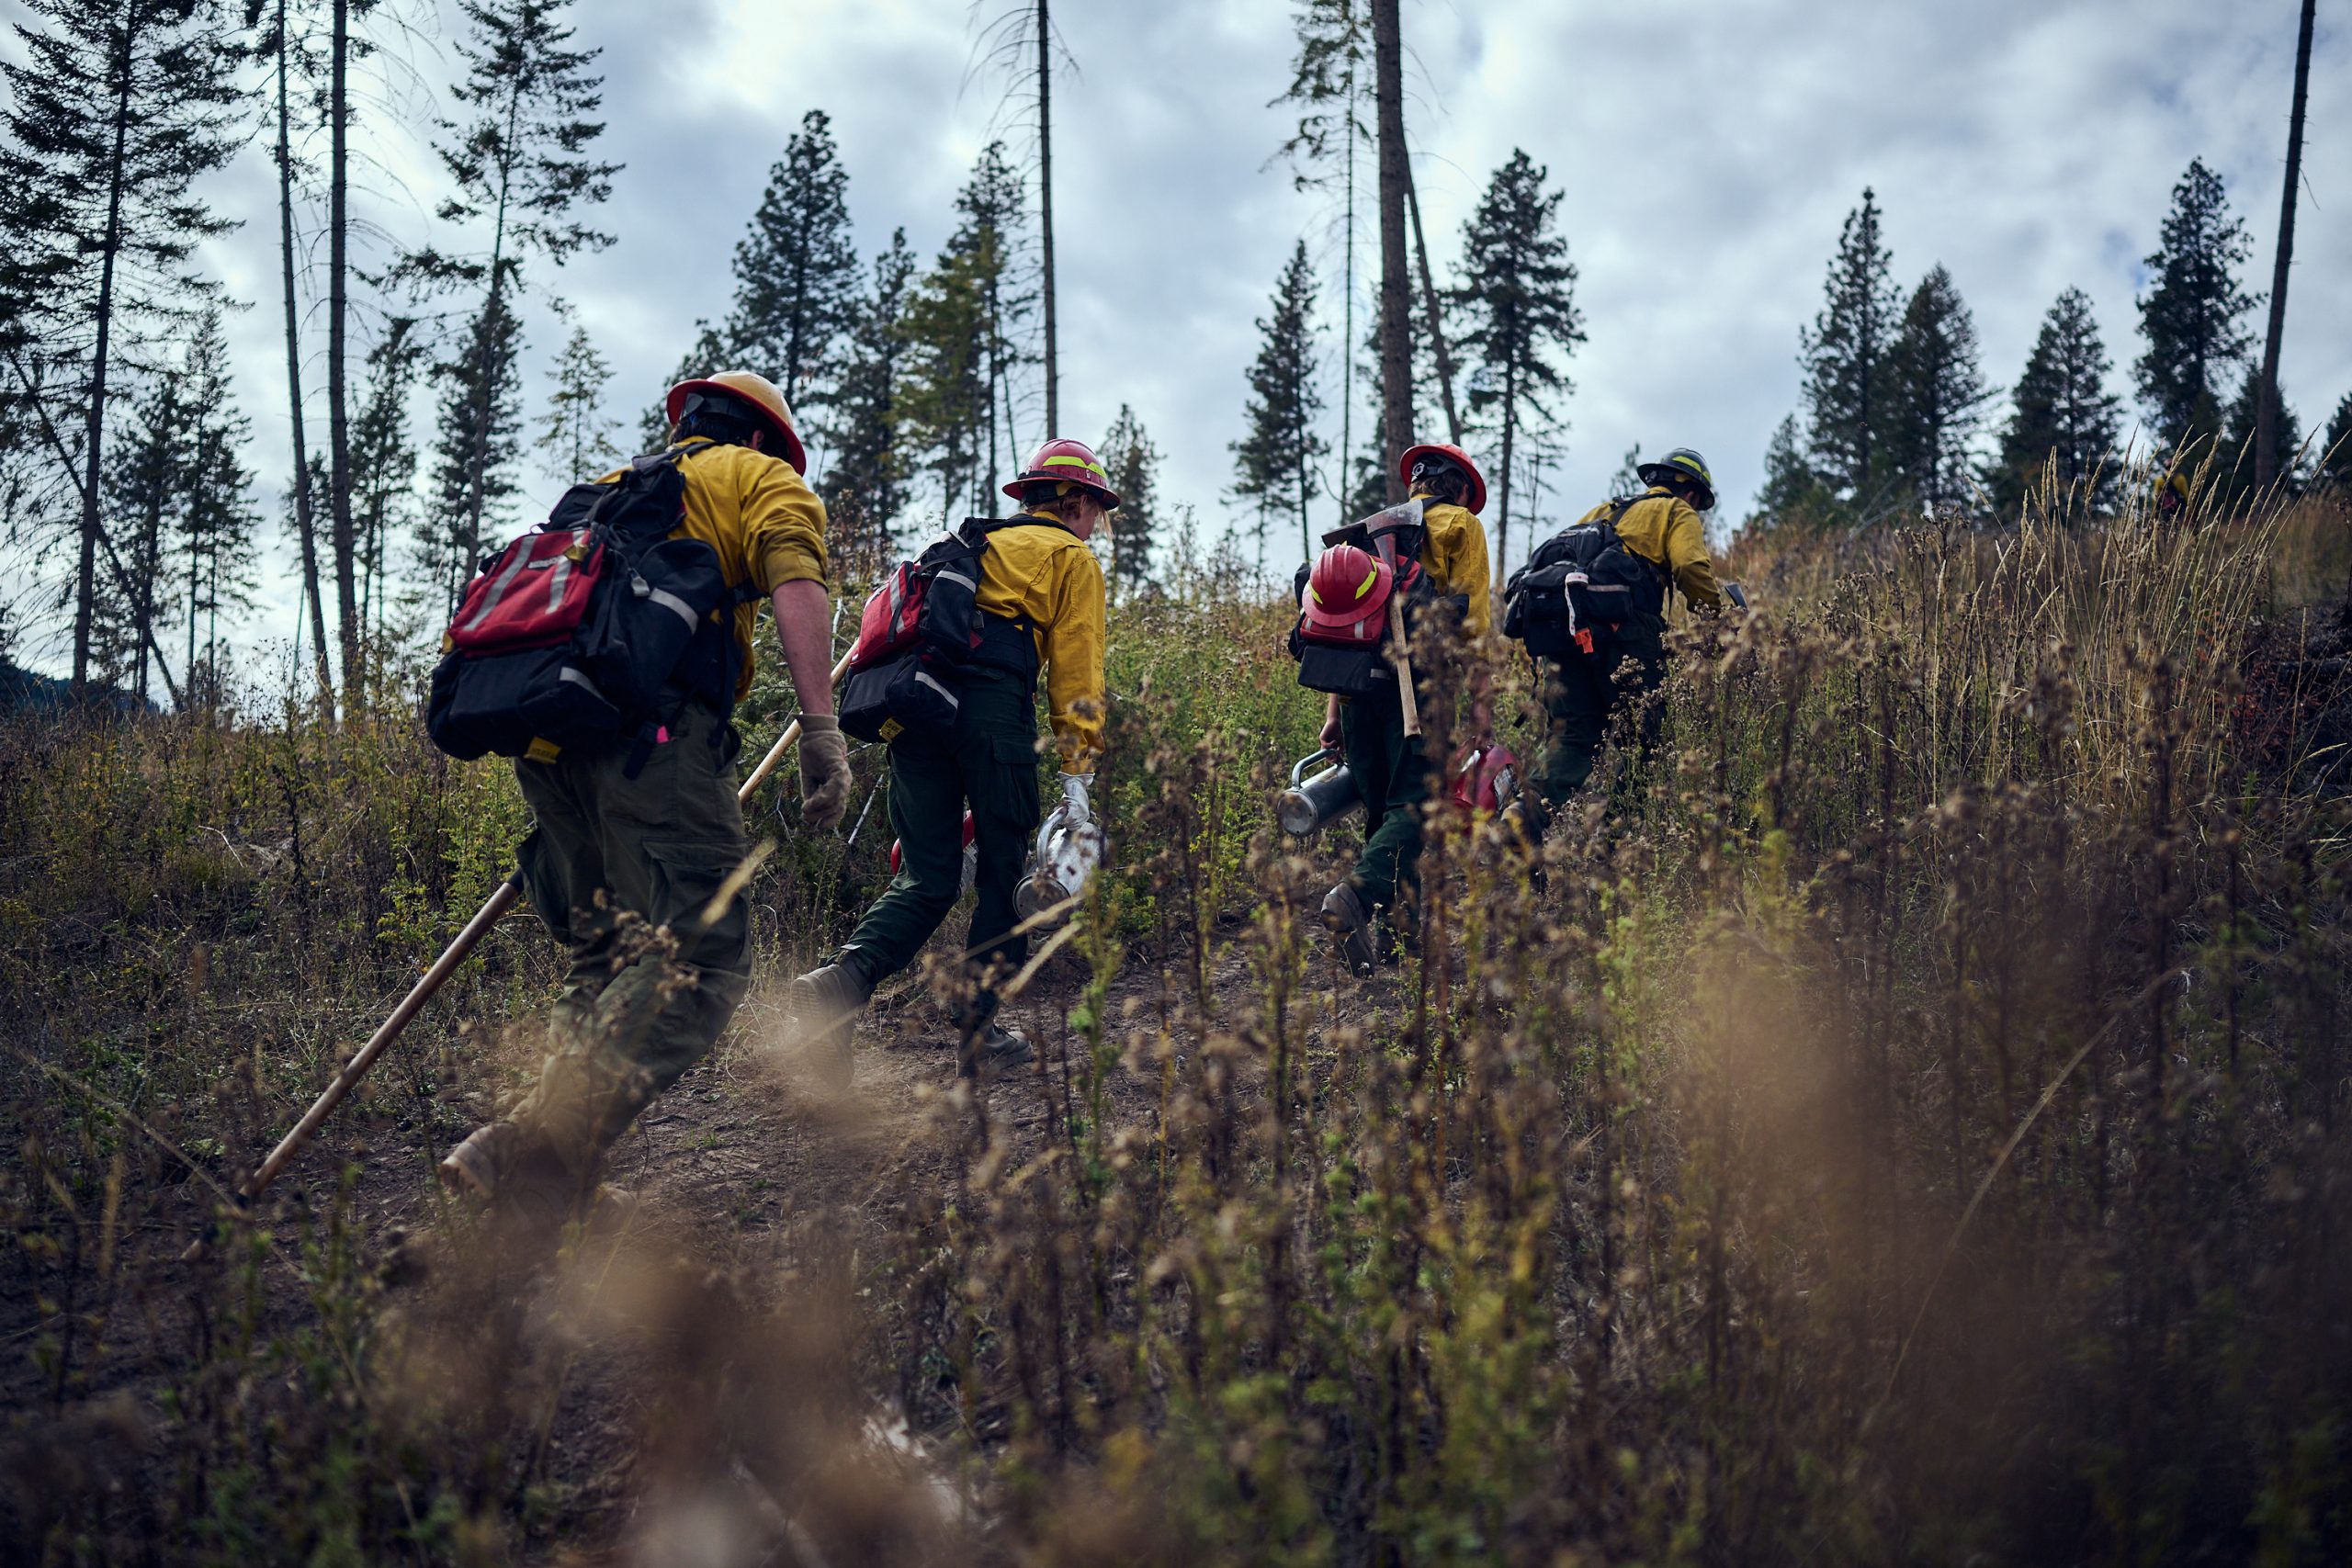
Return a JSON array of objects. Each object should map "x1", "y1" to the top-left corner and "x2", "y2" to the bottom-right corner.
[
  {"x1": 838, "y1": 651, "x2": 964, "y2": 744},
  {"x1": 426, "y1": 645, "x2": 622, "y2": 761}
]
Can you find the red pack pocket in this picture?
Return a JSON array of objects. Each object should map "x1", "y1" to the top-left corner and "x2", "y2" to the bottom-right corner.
[
  {"x1": 447, "y1": 530, "x2": 605, "y2": 654},
  {"x1": 847, "y1": 561, "x2": 922, "y2": 672}
]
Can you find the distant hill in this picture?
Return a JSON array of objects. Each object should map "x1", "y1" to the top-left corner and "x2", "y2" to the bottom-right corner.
[{"x1": 0, "y1": 657, "x2": 162, "y2": 715}]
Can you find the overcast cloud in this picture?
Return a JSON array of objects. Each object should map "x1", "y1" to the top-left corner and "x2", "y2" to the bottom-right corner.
[{"x1": 6, "y1": 0, "x2": 2347, "y2": 671}]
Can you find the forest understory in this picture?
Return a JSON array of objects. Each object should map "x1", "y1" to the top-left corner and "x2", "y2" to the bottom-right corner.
[{"x1": 6, "y1": 487, "x2": 2352, "y2": 1565}]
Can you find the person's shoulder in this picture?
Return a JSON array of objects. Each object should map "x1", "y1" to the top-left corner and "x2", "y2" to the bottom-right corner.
[
  {"x1": 1425, "y1": 500, "x2": 1487, "y2": 536},
  {"x1": 1625, "y1": 490, "x2": 1696, "y2": 525},
  {"x1": 681, "y1": 439, "x2": 795, "y2": 484}
]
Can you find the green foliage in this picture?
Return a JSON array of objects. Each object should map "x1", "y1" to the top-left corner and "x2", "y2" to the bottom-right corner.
[
  {"x1": 2135, "y1": 156, "x2": 2259, "y2": 454},
  {"x1": 1453, "y1": 148, "x2": 1583, "y2": 571},
  {"x1": 1884, "y1": 263, "x2": 1990, "y2": 512},
  {"x1": 820, "y1": 228, "x2": 918, "y2": 570},
  {"x1": 2326, "y1": 391, "x2": 2352, "y2": 494},
  {"x1": 1990, "y1": 285, "x2": 2125, "y2": 517},
  {"x1": 533, "y1": 321, "x2": 618, "y2": 486},
  {"x1": 1801, "y1": 187, "x2": 1900, "y2": 503},
  {"x1": 726, "y1": 108, "x2": 860, "y2": 414},
  {"x1": 2222, "y1": 360, "x2": 2306, "y2": 502},
  {"x1": 899, "y1": 143, "x2": 1032, "y2": 527},
  {"x1": 1229, "y1": 240, "x2": 1329, "y2": 570},
  {"x1": 422, "y1": 293, "x2": 526, "y2": 615},
  {"x1": 1098, "y1": 402, "x2": 1166, "y2": 599}
]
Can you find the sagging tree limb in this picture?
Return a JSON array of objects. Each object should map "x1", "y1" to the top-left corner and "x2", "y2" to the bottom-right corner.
[
  {"x1": 6, "y1": 348, "x2": 187, "y2": 709},
  {"x1": 1406, "y1": 157, "x2": 1460, "y2": 447}
]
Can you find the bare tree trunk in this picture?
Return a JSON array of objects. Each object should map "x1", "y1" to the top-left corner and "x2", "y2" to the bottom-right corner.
[
  {"x1": 1406, "y1": 160, "x2": 1460, "y2": 447},
  {"x1": 73, "y1": 32, "x2": 139, "y2": 693},
  {"x1": 328, "y1": 0, "x2": 359, "y2": 704},
  {"x1": 1372, "y1": 0, "x2": 1411, "y2": 504},
  {"x1": 2256, "y1": 0, "x2": 2315, "y2": 492},
  {"x1": 1498, "y1": 363, "x2": 1517, "y2": 594},
  {"x1": 1037, "y1": 0, "x2": 1057, "y2": 434},
  {"x1": 1337, "y1": 64, "x2": 1355, "y2": 525},
  {"x1": 463, "y1": 74, "x2": 524, "y2": 623},
  {"x1": 277, "y1": 0, "x2": 334, "y2": 711}
]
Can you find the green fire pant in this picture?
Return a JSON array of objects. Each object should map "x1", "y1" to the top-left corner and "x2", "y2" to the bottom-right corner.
[
  {"x1": 841, "y1": 666, "x2": 1043, "y2": 987},
  {"x1": 1341, "y1": 680, "x2": 1431, "y2": 914},
  {"x1": 508, "y1": 700, "x2": 752, "y2": 1174},
  {"x1": 1535, "y1": 619, "x2": 1668, "y2": 809}
]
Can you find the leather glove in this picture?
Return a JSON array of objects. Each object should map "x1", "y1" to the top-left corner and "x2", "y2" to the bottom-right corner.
[
  {"x1": 1058, "y1": 772, "x2": 1093, "y2": 825},
  {"x1": 797, "y1": 714, "x2": 850, "y2": 830}
]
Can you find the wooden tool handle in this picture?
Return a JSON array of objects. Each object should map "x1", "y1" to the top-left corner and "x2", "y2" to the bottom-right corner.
[{"x1": 1386, "y1": 594, "x2": 1420, "y2": 738}]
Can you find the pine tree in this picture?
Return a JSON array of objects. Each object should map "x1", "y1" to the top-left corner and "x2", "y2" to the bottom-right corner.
[
  {"x1": 820, "y1": 231, "x2": 916, "y2": 570},
  {"x1": 350, "y1": 316, "x2": 426, "y2": 644},
  {"x1": 726, "y1": 110, "x2": 859, "y2": 417},
  {"x1": 1098, "y1": 404, "x2": 1163, "y2": 598},
  {"x1": 900, "y1": 145, "x2": 1033, "y2": 523},
  {"x1": 174, "y1": 310, "x2": 260, "y2": 688},
  {"x1": 1801, "y1": 189, "x2": 1899, "y2": 508},
  {"x1": 898, "y1": 246, "x2": 991, "y2": 530},
  {"x1": 1992, "y1": 288, "x2": 2125, "y2": 515},
  {"x1": 537, "y1": 323, "x2": 618, "y2": 482},
  {"x1": 424, "y1": 296, "x2": 525, "y2": 613},
  {"x1": 1274, "y1": 0, "x2": 1372, "y2": 530},
  {"x1": 102, "y1": 370, "x2": 184, "y2": 704},
  {"x1": 0, "y1": 0, "x2": 241, "y2": 691},
  {"x1": 1885, "y1": 265, "x2": 1991, "y2": 512},
  {"x1": 1453, "y1": 149, "x2": 1583, "y2": 586},
  {"x1": 1229, "y1": 241, "x2": 1328, "y2": 567},
  {"x1": 2135, "y1": 157, "x2": 2258, "y2": 457},
  {"x1": 1748, "y1": 413, "x2": 1836, "y2": 531},
  {"x1": 2324, "y1": 392, "x2": 2352, "y2": 494},
  {"x1": 422, "y1": 0, "x2": 618, "y2": 653},
  {"x1": 2220, "y1": 364, "x2": 2302, "y2": 501},
  {"x1": 956, "y1": 142, "x2": 1035, "y2": 495}
]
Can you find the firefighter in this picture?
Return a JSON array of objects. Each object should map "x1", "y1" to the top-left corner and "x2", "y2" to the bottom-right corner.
[
  {"x1": 789, "y1": 437, "x2": 1112, "y2": 1079},
  {"x1": 1532, "y1": 446, "x2": 1724, "y2": 815},
  {"x1": 2154, "y1": 464, "x2": 2192, "y2": 521},
  {"x1": 1318, "y1": 442, "x2": 1492, "y2": 974},
  {"x1": 436, "y1": 370, "x2": 850, "y2": 1229}
]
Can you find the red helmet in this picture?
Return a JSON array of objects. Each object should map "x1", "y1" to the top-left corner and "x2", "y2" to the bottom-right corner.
[
  {"x1": 1003, "y1": 437, "x2": 1122, "y2": 510},
  {"x1": 1397, "y1": 442, "x2": 1487, "y2": 515},
  {"x1": 1449, "y1": 743, "x2": 1521, "y2": 815},
  {"x1": 1301, "y1": 544, "x2": 1395, "y2": 643}
]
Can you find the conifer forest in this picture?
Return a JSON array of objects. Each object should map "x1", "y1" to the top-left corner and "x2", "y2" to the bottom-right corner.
[{"x1": 3, "y1": 1, "x2": 2351, "y2": 1562}]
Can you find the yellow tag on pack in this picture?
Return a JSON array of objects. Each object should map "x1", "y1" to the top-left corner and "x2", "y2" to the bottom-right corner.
[
  {"x1": 878, "y1": 717, "x2": 904, "y2": 742},
  {"x1": 525, "y1": 737, "x2": 562, "y2": 764}
]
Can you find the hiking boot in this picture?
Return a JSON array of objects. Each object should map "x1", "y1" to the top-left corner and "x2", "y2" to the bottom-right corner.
[
  {"x1": 1320, "y1": 882, "x2": 1378, "y2": 978},
  {"x1": 788, "y1": 961, "x2": 874, "y2": 1089},
  {"x1": 961, "y1": 1022, "x2": 1035, "y2": 1078},
  {"x1": 437, "y1": 1121, "x2": 582, "y2": 1239}
]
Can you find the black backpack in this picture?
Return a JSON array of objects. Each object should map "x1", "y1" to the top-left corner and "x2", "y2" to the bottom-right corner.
[
  {"x1": 836, "y1": 517, "x2": 1052, "y2": 743},
  {"x1": 426, "y1": 446, "x2": 752, "y2": 770},
  {"x1": 1501, "y1": 498, "x2": 1668, "y2": 658}
]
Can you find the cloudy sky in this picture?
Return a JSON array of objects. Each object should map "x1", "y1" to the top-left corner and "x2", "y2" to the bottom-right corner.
[{"x1": 6, "y1": 0, "x2": 2348, "y2": 671}]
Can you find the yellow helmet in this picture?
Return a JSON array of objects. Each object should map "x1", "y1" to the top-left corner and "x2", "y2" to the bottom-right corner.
[{"x1": 665, "y1": 369, "x2": 806, "y2": 473}]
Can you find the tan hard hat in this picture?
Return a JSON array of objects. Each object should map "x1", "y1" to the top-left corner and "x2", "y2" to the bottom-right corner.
[{"x1": 665, "y1": 369, "x2": 806, "y2": 473}]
